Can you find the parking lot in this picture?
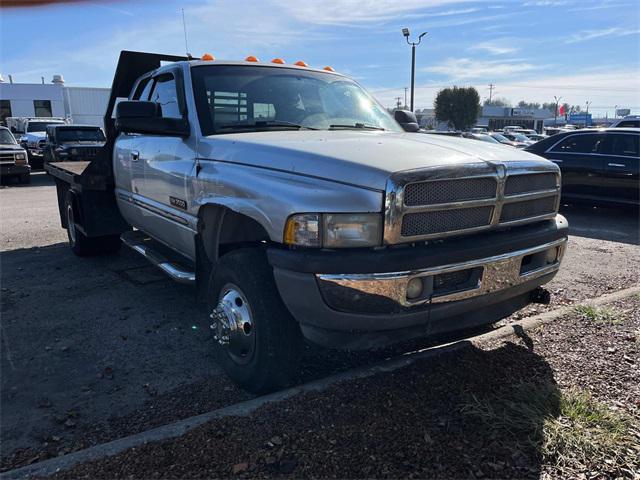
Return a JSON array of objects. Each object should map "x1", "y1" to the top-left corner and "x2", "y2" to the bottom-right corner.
[{"x1": 1, "y1": 172, "x2": 639, "y2": 473}]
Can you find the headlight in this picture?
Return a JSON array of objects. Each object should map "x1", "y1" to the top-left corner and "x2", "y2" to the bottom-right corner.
[
  {"x1": 284, "y1": 213, "x2": 381, "y2": 248},
  {"x1": 15, "y1": 152, "x2": 26, "y2": 161}
]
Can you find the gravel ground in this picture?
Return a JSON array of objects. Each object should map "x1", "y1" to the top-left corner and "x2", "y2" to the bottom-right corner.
[
  {"x1": 48, "y1": 295, "x2": 640, "y2": 480},
  {"x1": 1, "y1": 176, "x2": 639, "y2": 472}
]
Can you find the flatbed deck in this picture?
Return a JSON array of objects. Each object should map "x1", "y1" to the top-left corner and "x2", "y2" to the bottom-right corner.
[{"x1": 45, "y1": 161, "x2": 91, "y2": 184}]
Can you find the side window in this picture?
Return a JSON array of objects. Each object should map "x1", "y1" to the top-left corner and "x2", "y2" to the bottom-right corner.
[
  {"x1": 551, "y1": 134, "x2": 603, "y2": 154},
  {"x1": 34, "y1": 100, "x2": 52, "y2": 117},
  {"x1": 149, "y1": 74, "x2": 181, "y2": 119},
  {"x1": 132, "y1": 77, "x2": 153, "y2": 101},
  {"x1": 602, "y1": 134, "x2": 639, "y2": 158},
  {"x1": 616, "y1": 121, "x2": 640, "y2": 128}
]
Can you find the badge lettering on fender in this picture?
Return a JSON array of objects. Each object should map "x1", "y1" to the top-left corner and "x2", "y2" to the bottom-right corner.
[{"x1": 170, "y1": 196, "x2": 187, "y2": 210}]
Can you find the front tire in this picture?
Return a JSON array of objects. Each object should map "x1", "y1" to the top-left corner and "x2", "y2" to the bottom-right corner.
[
  {"x1": 207, "y1": 248, "x2": 302, "y2": 393},
  {"x1": 19, "y1": 173, "x2": 31, "y2": 184},
  {"x1": 65, "y1": 192, "x2": 120, "y2": 256}
]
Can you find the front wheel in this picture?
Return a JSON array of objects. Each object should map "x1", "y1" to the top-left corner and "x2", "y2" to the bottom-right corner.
[
  {"x1": 19, "y1": 173, "x2": 31, "y2": 184},
  {"x1": 207, "y1": 248, "x2": 302, "y2": 393}
]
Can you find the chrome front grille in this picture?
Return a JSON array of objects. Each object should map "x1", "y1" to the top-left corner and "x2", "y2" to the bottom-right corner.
[
  {"x1": 500, "y1": 196, "x2": 557, "y2": 223},
  {"x1": 0, "y1": 153, "x2": 15, "y2": 164},
  {"x1": 404, "y1": 177, "x2": 496, "y2": 206},
  {"x1": 401, "y1": 206, "x2": 494, "y2": 236},
  {"x1": 505, "y1": 172, "x2": 557, "y2": 195},
  {"x1": 384, "y1": 162, "x2": 561, "y2": 245}
]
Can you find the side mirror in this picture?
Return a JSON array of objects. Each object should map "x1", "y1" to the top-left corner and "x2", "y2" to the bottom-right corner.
[
  {"x1": 394, "y1": 110, "x2": 420, "y2": 132},
  {"x1": 115, "y1": 101, "x2": 190, "y2": 137}
]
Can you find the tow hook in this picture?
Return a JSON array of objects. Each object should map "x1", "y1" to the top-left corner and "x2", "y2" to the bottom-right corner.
[{"x1": 531, "y1": 287, "x2": 551, "y2": 305}]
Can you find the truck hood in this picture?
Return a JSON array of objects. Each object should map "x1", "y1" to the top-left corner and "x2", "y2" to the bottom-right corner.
[
  {"x1": 0, "y1": 145, "x2": 25, "y2": 153},
  {"x1": 199, "y1": 130, "x2": 548, "y2": 191}
]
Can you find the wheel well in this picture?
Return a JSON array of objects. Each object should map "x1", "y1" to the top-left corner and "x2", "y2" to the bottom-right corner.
[{"x1": 198, "y1": 205, "x2": 271, "y2": 265}]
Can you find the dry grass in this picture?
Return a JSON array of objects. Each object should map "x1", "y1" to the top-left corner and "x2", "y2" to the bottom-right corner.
[{"x1": 460, "y1": 383, "x2": 640, "y2": 477}]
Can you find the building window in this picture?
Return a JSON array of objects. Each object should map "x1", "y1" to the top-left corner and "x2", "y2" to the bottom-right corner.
[
  {"x1": 0, "y1": 100, "x2": 11, "y2": 125},
  {"x1": 33, "y1": 100, "x2": 53, "y2": 117}
]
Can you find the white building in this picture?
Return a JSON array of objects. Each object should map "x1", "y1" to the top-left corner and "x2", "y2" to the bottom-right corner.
[{"x1": 0, "y1": 74, "x2": 110, "y2": 128}]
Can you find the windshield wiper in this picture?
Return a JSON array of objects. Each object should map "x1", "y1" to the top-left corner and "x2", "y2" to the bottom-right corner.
[
  {"x1": 217, "y1": 120, "x2": 318, "y2": 131},
  {"x1": 328, "y1": 123, "x2": 386, "y2": 131}
]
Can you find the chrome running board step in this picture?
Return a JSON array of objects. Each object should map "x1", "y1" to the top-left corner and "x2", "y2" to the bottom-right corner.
[{"x1": 120, "y1": 230, "x2": 195, "y2": 285}]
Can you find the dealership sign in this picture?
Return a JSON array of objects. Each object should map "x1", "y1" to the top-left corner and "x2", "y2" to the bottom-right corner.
[
  {"x1": 511, "y1": 108, "x2": 535, "y2": 117},
  {"x1": 568, "y1": 113, "x2": 592, "y2": 126},
  {"x1": 616, "y1": 108, "x2": 631, "y2": 117}
]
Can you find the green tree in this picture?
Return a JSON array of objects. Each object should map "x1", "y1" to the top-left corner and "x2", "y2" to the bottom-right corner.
[
  {"x1": 484, "y1": 97, "x2": 511, "y2": 107},
  {"x1": 434, "y1": 86, "x2": 481, "y2": 130}
]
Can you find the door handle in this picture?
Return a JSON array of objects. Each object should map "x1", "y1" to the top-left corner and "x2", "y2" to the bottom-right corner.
[
  {"x1": 131, "y1": 150, "x2": 140, "y2": 162},
  {"x1": 607, "y1": 163, "x2": 626, "y2": 167}
]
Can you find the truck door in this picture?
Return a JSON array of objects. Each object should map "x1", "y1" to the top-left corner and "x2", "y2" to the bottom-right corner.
[
  {"x1": 546, "y1": 133, "x2": 605, "y2": 199},
  {"x1": 134, "y1": 70, "x2": 197, "y2": 259},
  {"x1": 600, "y1": 132, "x2": 640, "y2": 204},
  {"x1": 114, "y1": 76, "x2": 153, "y2": 229}
]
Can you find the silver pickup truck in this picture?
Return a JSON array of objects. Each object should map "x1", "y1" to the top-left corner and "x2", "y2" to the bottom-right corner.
[{"x1": 47, "y1": 51, "x2": 568, "y2": 392}]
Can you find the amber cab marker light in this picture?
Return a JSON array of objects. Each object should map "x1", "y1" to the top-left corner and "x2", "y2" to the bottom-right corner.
[
  {"x1": 294, "y1": 60, "x2": 308, "y2": 67},
  {"x1": 245, "y1": 55, "x2": 259, "y2": 62},
  {"x1": 201, "y1": 53, "x2": 215, "y2": 61},
  {"x1": 323, "y1": 66, "x2": 335, "y2": 72},
  {"x1": 271, "y1": 58, "x2": 285, "y2": 64}
]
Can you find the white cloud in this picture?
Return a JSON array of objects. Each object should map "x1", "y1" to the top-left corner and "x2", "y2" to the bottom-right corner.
[
  {"x1": 469, "y1": 39, "x2": 520, "y2": 55},
  {"x1": 422, "y1": 57, "x2": 543, "y2": 80},
  {"x1": 271, "y1": 0, "x2": 486, "y2": 25},
  {"x1": 565, "y1": 27, "x2": 640, "y2": 43}
]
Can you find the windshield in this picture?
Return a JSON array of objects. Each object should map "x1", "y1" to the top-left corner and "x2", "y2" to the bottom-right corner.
[
  {"x1": 475, "y1": 134, "x2": 499, "y2": 144},
  {"x1": 0, "y1": 129, "x2": 17, "y2": 144},
  {"x1": 57, "y1": 128, "x2": 105, "y2": 143},
  {"x1": 191, "y1": 65, "x2": 401, "y2": 135},
  {"x1": 491, "y1": 133, "x2": 510, "y2": 143},
  {"x1": 511, "y1": 133, "x2": 530, "y2": 142},
  {"x1": 27, "y1": 121, "x2": 63, "y2": 133}
]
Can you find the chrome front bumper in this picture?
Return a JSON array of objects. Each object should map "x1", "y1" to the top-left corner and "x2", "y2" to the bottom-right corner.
[{"x1": 316, "y1": 237, "x2": 567, "y2": 312}]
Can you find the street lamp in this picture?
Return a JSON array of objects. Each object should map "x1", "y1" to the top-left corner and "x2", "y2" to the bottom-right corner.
[
  {"x1": 402, "y1": 28, "x2": 427, "y2": 112},
  {"x1": 553, "y1": 95, "x2": 562, "y2": 126},
  {"x1": 585, "y1": 101, "x2": 592, "y2": 126}
]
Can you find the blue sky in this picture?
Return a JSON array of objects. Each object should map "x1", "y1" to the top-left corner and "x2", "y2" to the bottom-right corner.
[{"x1": 1, "y1": 0, "x2": 639, "y2": 116}]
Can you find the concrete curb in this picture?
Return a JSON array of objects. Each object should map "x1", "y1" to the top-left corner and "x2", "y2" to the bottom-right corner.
[{"x1": 3, "y1": 285, "x2": 639, "y2": 479}]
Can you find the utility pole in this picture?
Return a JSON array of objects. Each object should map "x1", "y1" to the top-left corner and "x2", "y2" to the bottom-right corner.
[
  {"x1": 488, "y1": 84, "x2": 495, "y2": 103},
  {"x1": 402, "y1": 28, "x2": 427, "y2": 112},
  {"x1": 395, "y1": 97, "x2": 402, "y2": 110},
  {"x1": 585, "y1": 101, "x2": 592, "y2": 126}
]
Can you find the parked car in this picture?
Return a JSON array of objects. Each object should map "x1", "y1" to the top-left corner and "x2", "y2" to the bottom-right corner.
[
  {"x1": 489, "y1": 132, "x2": 527, "y2": 148},
  {"x1": 0, "y1": 126, "x2": 30, "y2": 184},
  {"x1": 609, "y1": 115, "x2": 640, "y2": 128},
  {"x1": 47, "y1": 51, "x2": 568, "y2": 393},
  {"x1": 462, "y1": 132, "x2": 501, "y2": 144},
  {"x1": 525, "y1": 134, "x2": 548, "y2": 142},
  {"x1": 13, "y1": 117, "x2": 68, "y2": 169},
  {"x1": 503, "y1": 126, "x2": 523, "y2": 133},
  {"x1": 525, "y1": 128, "x2": 639, "y2": 206},
  {"x1": 502, "y1": 132, "x2": 536, "y2": 146},
  {"x1": 43, "y1": 125, "x2": 106, "y2": 164}
]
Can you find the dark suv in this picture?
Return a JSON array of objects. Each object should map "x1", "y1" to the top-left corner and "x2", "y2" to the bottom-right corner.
[
  {"x1": 525, "y1": 128, "x2": 639, "y2": 206},
  {"x1": 43, "y1": 125, "x2": 106, "y2": 164}
]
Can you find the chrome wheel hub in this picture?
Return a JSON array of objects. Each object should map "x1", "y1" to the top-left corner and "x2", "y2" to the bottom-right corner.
[{"x1": 210, "y1": 284, "x2": 255, "y2": 364}]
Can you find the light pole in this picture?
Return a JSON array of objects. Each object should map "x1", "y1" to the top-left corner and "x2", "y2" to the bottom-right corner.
[
  {"x1": 402, "y1": 28, "x2": 427, "y2": 112},
  {"x1": 554, "y1": 95, "x2": 562, "y2": 126},
  {"x1": 585, "y1": 101, "x2": 592, "y2": 126}
]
